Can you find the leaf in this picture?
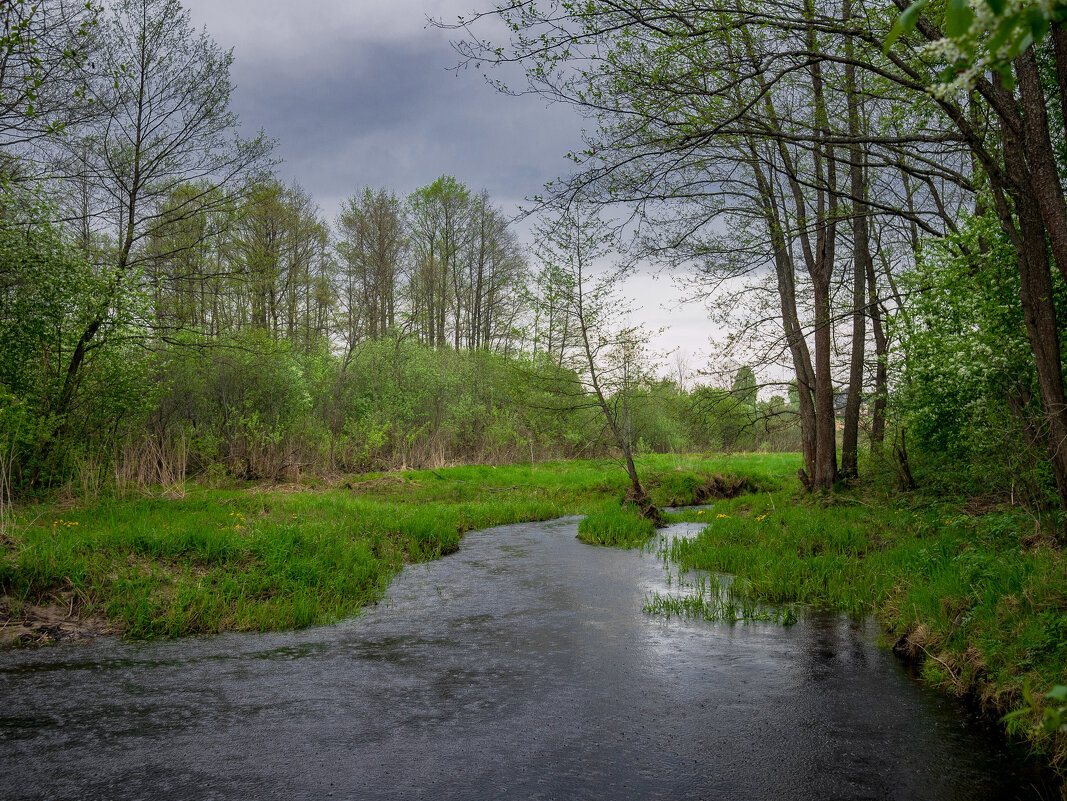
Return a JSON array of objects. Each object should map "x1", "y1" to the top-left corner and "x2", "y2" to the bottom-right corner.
[
  {"x1": 1001, "y1": 707, "x2": 1031, "y2": 723},
  {"x1": 1046, "y1": 685, "x2": 1067, "y2": 703},
  {"x1": 984, "y1": 0, "x2": 1006, "y2": 14},
  {"x1": 1008, "y1": 29, "x2": 1034, "y2": 58},
  {"x1": 946, "y1": 0, "x2": 974, "y2": 38},
  {"x1": 1024, "y1": 7, "x2": 1050, "y2": 42},
  {"x1": 995, "y1": 63, "x2": 1016, "y2": 91},
  {"x1": 885, "y1": 0, "x2": 930, "y2": 53},
  {"x1": 986, "y1": 15, "x2": 1019, "y2": 56}
]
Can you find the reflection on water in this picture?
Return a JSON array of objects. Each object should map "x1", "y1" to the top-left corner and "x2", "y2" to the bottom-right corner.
[{"x1": 0, "y1": 516, "x2": 1058, "y2": 800}]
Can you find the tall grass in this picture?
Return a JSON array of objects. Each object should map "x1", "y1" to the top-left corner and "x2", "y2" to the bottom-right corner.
[
  {"x1": 0, "y1": 434, "x2": 13, "y2": 537},
  {"x1": 577, "y1": 501, "x2": 657, "y2": 548}
]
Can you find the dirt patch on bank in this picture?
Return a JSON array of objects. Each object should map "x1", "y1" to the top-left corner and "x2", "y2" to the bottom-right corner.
[
  {"x1": 692, "y1": 474, "x2": 757, "y2": 503},
  {"x1": 0, "y1": 593, "x2": 118, "y2": 646}
]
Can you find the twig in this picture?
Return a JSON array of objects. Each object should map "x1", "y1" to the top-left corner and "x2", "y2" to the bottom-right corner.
[{"x1": 921, "y1": 645, "x2": 959, "y2": 684}]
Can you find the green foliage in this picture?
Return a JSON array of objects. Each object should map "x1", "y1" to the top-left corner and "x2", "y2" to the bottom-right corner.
[
  {"x1": 1, "y1": 453, "x2": 782, "y2": 640},
  {"x1": 731, "y1": 365, "x2": 758, "y2": 405},
  {"x1": 0, "y1": 193, "x2": 153, "y2": 489},
  {"x1": 894, "y1": 210, "x2": 1063, "y2": 506},
  {"x1": 888, "y1": 0, "x2": 1066, "y2": 89}
]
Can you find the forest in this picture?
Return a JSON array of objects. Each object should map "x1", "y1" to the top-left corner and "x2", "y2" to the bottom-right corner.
[
  {"x1": 0, "y1": 0, "x2": 807, "y2": 502},
  {"x1": 2, "y1": 0, "x2": 1067, "y2": 786}
]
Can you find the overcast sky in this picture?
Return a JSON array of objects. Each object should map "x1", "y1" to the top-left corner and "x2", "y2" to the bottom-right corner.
[{"x1": 180, "y1": 0, "x2": 715, "y2": 366}]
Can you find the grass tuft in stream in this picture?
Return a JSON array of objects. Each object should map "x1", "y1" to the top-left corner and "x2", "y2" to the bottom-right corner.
[
  {"x1": 577, "y1": 500, "x2": 657, "y2": 548},
  {"x1": 645, "y1": 573, "x2": 797, "y2": 625}
]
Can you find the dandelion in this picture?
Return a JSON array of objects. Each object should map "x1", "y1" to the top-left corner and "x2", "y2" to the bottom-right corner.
[
  {"x1": 697, "y1": 511, "x2": 704, "y2": 515},
  {"x1": 717, "y1": 513, "x2": 730, "y2": 519}
]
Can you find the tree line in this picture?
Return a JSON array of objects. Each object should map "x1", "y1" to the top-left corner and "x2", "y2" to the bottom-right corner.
[
  {"x1": 5, "y1": 0, "x2": 1067, "y2": 535},
  {"x1": 1, "y1": 0, "x2": 800, "y2": 499}
]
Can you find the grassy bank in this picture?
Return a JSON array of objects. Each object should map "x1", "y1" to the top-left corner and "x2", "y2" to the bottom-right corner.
[
  {"x1": 0, "y1": 453, "x2": 786, "y2": 643},
  {"x1": 9, "y1": 450, "x2": 1063, "y2": 769},
  {"x1": 651, "y1": 480, "x2": 1067, "y2": 769}
]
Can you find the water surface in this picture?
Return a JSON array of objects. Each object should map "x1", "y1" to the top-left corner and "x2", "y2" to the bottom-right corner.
[{"x1": 0, "y1": 518, "x2": 1055, "y2": 800}]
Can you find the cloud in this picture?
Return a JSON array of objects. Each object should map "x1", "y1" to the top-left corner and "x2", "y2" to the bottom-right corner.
[
  {"x1": 178, "y1": 0, "x2": 708, "y2": 357},
  {"x1": 184, "y1": 0, "x2": 580, "y2": 217}
]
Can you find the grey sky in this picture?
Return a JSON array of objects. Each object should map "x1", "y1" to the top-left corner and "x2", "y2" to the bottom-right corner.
[{"x1": 180, "y1": 0, "x2": 716, "y2": 365}]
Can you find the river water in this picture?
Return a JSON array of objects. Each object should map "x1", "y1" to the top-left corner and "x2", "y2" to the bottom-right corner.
[{"x1": 0, "y1": 517, "x2": 1058, "y2": 800}]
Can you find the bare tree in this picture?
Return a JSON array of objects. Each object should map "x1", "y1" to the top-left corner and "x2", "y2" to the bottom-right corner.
[
  {"x1": 530, "y1": 201, "x2": 660, "y2": 520},
  {"x1": 0, "y1": 0, "x2": 100, "y2": 162}
]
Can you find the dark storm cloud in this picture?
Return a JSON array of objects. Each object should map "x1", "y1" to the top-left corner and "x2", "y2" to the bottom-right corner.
[{"x1": 222, "y1": 27, "x2": 580, "y2": 216}]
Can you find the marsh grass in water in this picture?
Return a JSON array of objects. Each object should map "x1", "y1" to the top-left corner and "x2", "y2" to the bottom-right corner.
[
  {"x1": 657, "y1": 486, "x2": 1067, "y2": 768},
  {"x1": 645, "y1": 572, "x2": 798, "y2": 625}
]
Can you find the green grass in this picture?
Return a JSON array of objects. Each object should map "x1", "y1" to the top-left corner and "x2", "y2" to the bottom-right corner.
[
  {"x1": 577, "y1": 500, "x2": 657, "y2": 548},
  {"x1": 6, "y1": 449, "x2": 1067, "y2": 771},
  {"x1": 0, "y1": 453, "x2": 790, "y2": 641}
]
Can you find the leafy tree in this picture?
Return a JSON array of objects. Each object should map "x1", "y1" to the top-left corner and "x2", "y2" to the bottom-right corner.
[
  {"x1": 731, "y1": 366, "x2": 758, "y2": 406},
  {"x1": 336, "y1": 187, "x2": 406, "y2": 348},
  {"x1": 0, "y1": 0, "x2": 100, "y2": 157},
  {"x1": 896, "y1": 208, "x2": 1059, "y2": 508},
  {"x1": 29, "y1": 0, "x2": 271, "y2": 483}
]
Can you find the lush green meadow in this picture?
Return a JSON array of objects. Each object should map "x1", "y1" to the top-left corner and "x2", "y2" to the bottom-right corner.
[{"x1": 0, "y1": 453, "x2": 789, "y2": 641}]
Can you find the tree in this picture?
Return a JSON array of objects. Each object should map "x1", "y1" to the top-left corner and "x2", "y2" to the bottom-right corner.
[
  {"x1": 29, "y1": 0, "x2": 270, "y2": 482},
  {"x1": 336, "y1": 187, "x2": 406, "y2": 349},
  {"x1": 529, "y1": 201, "x2": 660, "y2": 519},
  {"x1": 407, "y1": 176, "x2": 470, "y2": 348},
  {"x1": 448, "y1": 0, "x2": 1067, "y2": 520},
  {"x1": 888, "y1": 0, "x2": 1067, "y2": 89},
  {"x1": 0, "y1": 0, "x2": 100, "y2": 159},
  {"x1": 0, "y1": 194, "x2": 92, "y2": 474},
  {"x1": 731, "y1": 366, "x2": 758, "y2": 406}
]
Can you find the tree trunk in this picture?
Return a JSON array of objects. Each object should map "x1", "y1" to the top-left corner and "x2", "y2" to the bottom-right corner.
[
  {"x1": 812, "y1": 273, "x2": 838, "y2": 490},
  {"x1": 1051, "y1": 24, "x2": 1067, "y2": 149},
  {"x1": 866, "y1": 255, "x2": 888, "y2": 449},
  {"x1": 1016, "y1": 49, "x2": 1067, "y2": 287},
  {"x1": 841, "y1": 46, "x2": 867, "y2": 479},
  {"x1": 997, "y1": 93, "x2": 1067, "y2": 528}
]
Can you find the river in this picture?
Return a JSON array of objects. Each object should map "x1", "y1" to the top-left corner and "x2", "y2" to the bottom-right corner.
[{"x1": 0, "y1": 517, "x2": 1057, "y2": 800}]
